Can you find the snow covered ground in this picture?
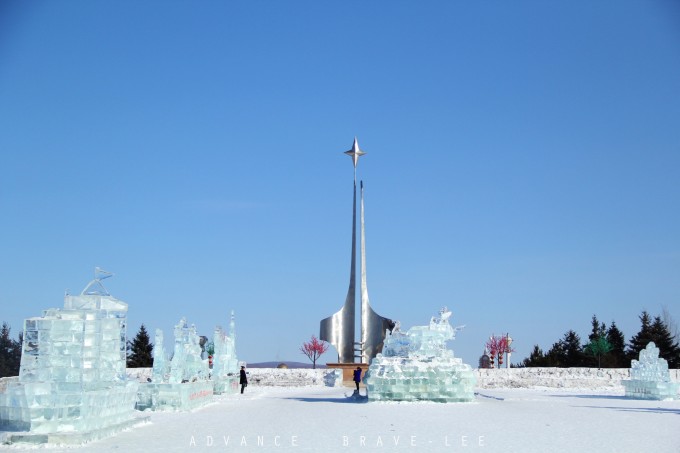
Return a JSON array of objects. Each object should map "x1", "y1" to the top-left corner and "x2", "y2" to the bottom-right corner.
[{"x1": 2, "y1": 381, "x2": 678, "y2": 452}]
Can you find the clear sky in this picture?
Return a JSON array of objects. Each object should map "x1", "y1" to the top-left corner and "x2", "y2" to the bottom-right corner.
[{"x1": 1, "y1": 1, "x2": 679, "y2": 367}]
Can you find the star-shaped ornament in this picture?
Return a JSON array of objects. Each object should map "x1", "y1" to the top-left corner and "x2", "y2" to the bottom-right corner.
[{"x1": 344, "y1": 137, "x2": 366, "y2": 168}]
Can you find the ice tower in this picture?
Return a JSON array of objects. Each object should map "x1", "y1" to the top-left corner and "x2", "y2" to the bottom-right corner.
[
  {"x1": 623, "y1": 342, "x2": 679, "y2": 400},
  {"x1": 0, "y1": 269, "x2": 142, "y2": 444}
]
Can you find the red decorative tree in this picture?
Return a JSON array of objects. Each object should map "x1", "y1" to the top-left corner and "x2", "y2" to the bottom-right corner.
[
  {"x1": 485, "y1": 335, "x2": 515, "y2": 368},
  {"x1": 300, "y1": 335, "x2": 329, "y2": 369}
]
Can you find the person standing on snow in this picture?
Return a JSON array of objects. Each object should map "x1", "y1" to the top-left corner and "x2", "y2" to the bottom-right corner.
[
  {"x1": 353, "y1": 367, "x2": 362, "y2": 392},
  {"x1": 240, "y1": 366, "x2": 248, "y2": 394}
]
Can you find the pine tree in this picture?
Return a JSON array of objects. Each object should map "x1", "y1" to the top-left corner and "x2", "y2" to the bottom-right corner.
[
  {"x1": 127, "y1": 324, "x2": 154, "y2": 368},
  {"x1": 661, "y1": 305, "x2": 679, "y2": 341},
  {"x1": 561, "y1": 330, "x2": 585, "y2": 367},
  {"x1": 606, "y1": 321, "x2": 627, "y2": 368},
  {"x1": 649, "y1": 316, "x2": 680, "y2": 368},
  {"x1": 584, "y1": 337, "x2": 613, "y2": 368},
  {"x1": 522, "y1": 345, "x2": 548, "y2": 367},
  {"x1": 588, "y1": 315, "x2": 607, "y2": 342},
  {"x1": 0, "y1": 323, "x2": 22, "y2": 378},
  {"x1": 545, "y1": 340, "x2": 567, "y2": 367},
  {"x1": 627, "y1": 311, "x2": 654, "y2": 362}
]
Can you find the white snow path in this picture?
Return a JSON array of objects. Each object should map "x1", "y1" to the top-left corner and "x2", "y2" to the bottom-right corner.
[{"x1": 3, "y1": 386, "x2": 679, "y2": 452}]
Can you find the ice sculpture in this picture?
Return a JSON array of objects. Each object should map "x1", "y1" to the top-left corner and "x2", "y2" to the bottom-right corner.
[
  {"x1": 211, "y1": 311, "x2": 240, "y2": 394},
  {"x1": 0, "y1": 270, "x2": 142, "y2": 444},
  {"x1": 622, "y1": 342, "x2": 679, "y2": 400},
  {"x1": 169, "y1": 318, "x2": 209, "y2": 383},
  {"x1": 135, "y1": 318, "x2": 212, "y2": 411},
  {"x1": 365, "y1": 307, "x2": 476, "y2": 402},
  {"x1": 151, "y1": 328, "x2": 169, "y2": 382}
]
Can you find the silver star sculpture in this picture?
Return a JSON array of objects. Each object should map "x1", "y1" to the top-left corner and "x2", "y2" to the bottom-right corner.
[{"x1": 344, "y1": 137, "x2": 366, "y2": 168}]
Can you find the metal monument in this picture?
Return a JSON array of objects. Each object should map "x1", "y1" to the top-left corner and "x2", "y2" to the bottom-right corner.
[{"x1": 320, "y1": 138, "x2": 393, "y2": 364}]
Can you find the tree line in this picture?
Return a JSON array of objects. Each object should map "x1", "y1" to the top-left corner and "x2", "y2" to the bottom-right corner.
[
  {"x1": 520, "y1": 310, "x2": 680, "y2": 368},
  {"x1": 4, "y1": 313, "x2": 680, "y2": 378}
]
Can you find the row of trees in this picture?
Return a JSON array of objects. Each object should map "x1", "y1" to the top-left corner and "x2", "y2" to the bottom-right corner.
[
  {"x1": 521, "y1": 311, "x2": 680, "y2": 368},
  {"x1": 4, "y1": 313, "x2": 679, "y2": 377}
]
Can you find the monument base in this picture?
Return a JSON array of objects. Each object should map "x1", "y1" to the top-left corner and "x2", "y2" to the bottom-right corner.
[{"x1": 326, "y1": 363, "x2": 368, "y2": 387}]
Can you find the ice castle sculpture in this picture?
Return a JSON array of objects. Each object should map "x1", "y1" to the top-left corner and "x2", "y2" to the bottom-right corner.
[
  {"x1": 622, "y1": 342, "x2": 679, "y2": 400},
  {"x1": 169, "y1": 318, "x2": 209, "y2": 383},
  {"x1": 135, "y1": 318, "x2": 213, "y2": 411},
  {"x1": 211, "y1": 311, "x2": 240, "y2": 394},
  {"x1": 0, "y1": 270, "x2": 142, "y2": 444},
  {"x1": 365, "y1": 307, "x2": 476, "y2": 402}
]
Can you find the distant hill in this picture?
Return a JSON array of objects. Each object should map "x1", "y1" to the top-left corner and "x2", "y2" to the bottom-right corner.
[{"x1": 247, "y1": 361, "x2": 326, "y2": 369}]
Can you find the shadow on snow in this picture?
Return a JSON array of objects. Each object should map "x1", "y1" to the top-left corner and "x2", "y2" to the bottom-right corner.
[{"x1": 283, "y1": 392, "x2": 369, "y2": 404}]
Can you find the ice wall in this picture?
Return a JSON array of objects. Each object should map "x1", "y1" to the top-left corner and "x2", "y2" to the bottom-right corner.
[{"x1": 365, "y1": 307, "x2": 475, "y2": 402}]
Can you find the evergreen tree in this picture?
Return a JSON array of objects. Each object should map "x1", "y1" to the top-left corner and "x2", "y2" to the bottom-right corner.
[
  {"x1": 606, "y1": 321, "x2": 627, "y2": 368},
  {"x1": 661, "y1": 305, "x2": 679, "y2": 341},
  {"x1": 522, "y1": 345, "x2": 548, "y2": 367},
  {"x1": 561, "y1": 330, "x2": 585, "y2": 367},
  {"x1": 649, "y1": 316, "x2": 680, "y2": 368},
  {"x1": 588, "y1": 315, "x2": 607, "y2": 342},
  {"x1": 127, "y1": 324, "x2": 154, "y2": 368},
  {"x1": 0, "y1": 323, "x2": 22, "y2": 378},
  {"x1": 537, "y1": 330, "x2": 585, "y2": 367},
  {"x1": 627, "y1": 311, "x2": 654, "y2": 362},
  {"x1": 545, "y1": 340, "x2": 567, "y2": 367},
  {"x1": 584, "y1": 336, "x2": 612, "y2": 368}
]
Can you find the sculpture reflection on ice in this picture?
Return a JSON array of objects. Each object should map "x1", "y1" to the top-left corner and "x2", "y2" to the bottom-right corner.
[
  {"x1": 0, "y1": 270, "x2": 140, "y2": 442},
  {"x1": 623, "y1": 342, "x2": 679, "y2": 400},
  {"x1": 365, "y1": 307, "x2": 475, "y2": 402}
]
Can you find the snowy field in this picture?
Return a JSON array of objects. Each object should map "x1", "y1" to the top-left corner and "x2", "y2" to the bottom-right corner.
[{"x1": 2, "y1": 383, "x2": 678, "y2": 453}]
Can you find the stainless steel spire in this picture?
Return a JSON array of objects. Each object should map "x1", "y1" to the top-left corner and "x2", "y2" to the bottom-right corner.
[
  {"x1": 359, "y1": 180, "x2": 394, "y2": 363},
  {"x1": 320, "y1": 138, "x2": 393, "y2": 364}
]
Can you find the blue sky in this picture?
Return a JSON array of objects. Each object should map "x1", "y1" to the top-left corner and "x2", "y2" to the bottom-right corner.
[{"x1": 1, "y1": 1, "x2": 679, "y2": 366}]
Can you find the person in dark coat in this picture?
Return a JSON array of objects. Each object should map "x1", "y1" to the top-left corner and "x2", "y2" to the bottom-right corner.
[
  {"x1": 239, "y1": 366, "x2": 248, "y2": 394},
  {"x1": 353, "y1": 367, "x2": 362, "y2": 391}
]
